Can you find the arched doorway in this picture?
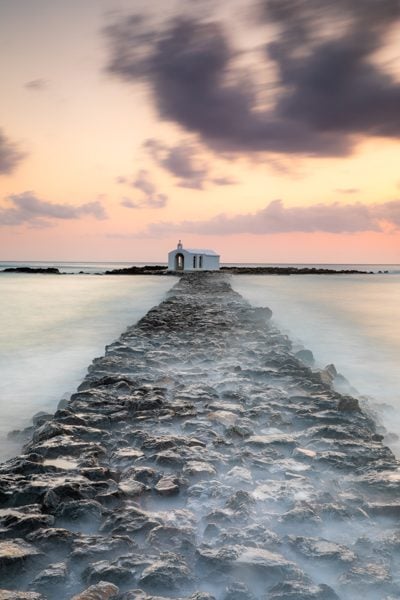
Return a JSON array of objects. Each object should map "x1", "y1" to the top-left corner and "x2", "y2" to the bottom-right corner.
[{"x1": 175, "y1": 253, "x2": 184, "y2": 271}]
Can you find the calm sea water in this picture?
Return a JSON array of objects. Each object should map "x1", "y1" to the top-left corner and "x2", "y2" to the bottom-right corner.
[
  {"x1": 0, "y1": 272, "x2": 175, "y2": 459},
  {"x1": 232, "y1": 271, "x2": 400, "y2": 455},
  {"x1": 1, "y1": 262, "x2": 400, "y2": 460}
]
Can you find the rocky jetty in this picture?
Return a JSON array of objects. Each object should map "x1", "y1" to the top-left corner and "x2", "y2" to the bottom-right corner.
[
  {"x1": 1, "y1": 273, "x2": 399, "y2": 599},
  {"x1": 1, "y1": 267, "x2": 60, "y2": 274},
  {"x1": 104, "y1": 266, "x2": 168, "y2": 275},
  {"x1": 221, "y1": 267, "x2": 370, "y2": 275}
]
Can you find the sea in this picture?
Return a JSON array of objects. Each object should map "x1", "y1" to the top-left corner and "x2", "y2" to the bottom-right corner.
[{"x1": 0, "y1": 261, "x2": 399, "y2": 460}]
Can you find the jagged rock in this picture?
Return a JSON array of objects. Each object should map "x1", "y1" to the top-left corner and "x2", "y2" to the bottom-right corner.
[
  {"x1": 155, "y1": 475, "x2": 180, "y2": 496},
  {"x1": 337, "y1": 396, "x2": 360, "y2": 412},
  {"x1": 295, "y1": 350, "x2": 315, "y2": 366},
  {"x1": 26, "y1": 527, "x2": 76, "y2": 552},
  {"x1": 183, "y1": 461, "x2": 217, "y2": 478},
  {"x1": 0, "y1": 592, "x2": 44, "y2": 600},
  {"x1": 70, "y1": 535, "x2": 134, "y2": 562},
  {"x1": 339, "y1": 561, "x2": 393, "y2": 590},
  {"x1": 267, "y1": 581, "x2": 340, "y2": 599},
  {"x1": 1, "y1": 272, "x2": 400, "y2": 600},
  {"x1": 146, "y1": 525, "x2": 196, "y2": 551},
  {"x1": 287, "y1": 536, "x2": 356, "y2": 563},
  {"x1": 0, "y1": 539, "x2": 43, "y2": 580},
  {"x1": 139, "y1": 552, "x2": 193, "y2": 590},
  {"x1": 223, "y1": 581, "x2": 256, "y2": 600},
  {"x1": 71, "y1": 581, "x2": 119, "y2": 599},
  {"x1": 82, "y1": 557, "x2": 135, "y2": 586},
  {"x1": 29, "y1": 561, "x2": 68, "y2": 592},
  {"x1": 118, "y1": 478, "x2": 148, "y2": 496},
  {"x1": 0, "y1": 506, "x2": 54, "y2": 536}
]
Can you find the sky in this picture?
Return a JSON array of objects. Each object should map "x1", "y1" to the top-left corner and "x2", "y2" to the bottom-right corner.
[{"x1": 1, "y1": 0, "x2": 400, "y2": 263}]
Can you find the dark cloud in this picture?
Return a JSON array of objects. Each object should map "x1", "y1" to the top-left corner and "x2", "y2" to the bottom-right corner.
[
  {"x1": 105, "y1": 1, "x2": 400, "y2": 156},
  {"x1": 0, "y1": 129, "x2": 25, "y2": 175},
  {"x1": 139, "y1": 198, "x2": 400, "y2": 237},
  {"x1": 0, "y1": 191, "x2": 107, "y2": 227},
  {"x1": 25, "y1": 79, "x2": 48, "y2": 91},
  {"x1": 144, "y1": 138, "x2": 239, "y2": 188},
  {"x1": 144, "y1": 138, "x2": 207, "y2": 189}
]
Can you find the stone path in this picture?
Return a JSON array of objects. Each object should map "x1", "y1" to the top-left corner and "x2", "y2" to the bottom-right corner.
[{"x1": 1, "y1": 273, "x2": 400, "y2": 599}]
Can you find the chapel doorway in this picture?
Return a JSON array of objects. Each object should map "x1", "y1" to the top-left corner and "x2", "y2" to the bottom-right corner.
[{"x1": 175, "y1": 253, "x2": 184, "y2": 271}]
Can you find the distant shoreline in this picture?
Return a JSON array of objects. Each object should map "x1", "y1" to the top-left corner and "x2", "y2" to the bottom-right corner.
[{"x1": 0, "y1": 265, "x2": 383, "y2": 276}]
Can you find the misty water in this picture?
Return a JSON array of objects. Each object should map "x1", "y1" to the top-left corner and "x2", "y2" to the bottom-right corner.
[
  {"x1": 0, "y1": 272, "x2": 174, "y2": 459},
  {"x1": 232, "y1": 271, "x2": 400, "y2": 455},
  {"x1": 1, "y1": 266, "x2": 400, "y2": 462}
]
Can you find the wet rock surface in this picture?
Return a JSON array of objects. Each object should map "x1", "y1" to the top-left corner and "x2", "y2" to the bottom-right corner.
[{"x1": 0, "y1": 273, "x2": 399, "y2": 599}]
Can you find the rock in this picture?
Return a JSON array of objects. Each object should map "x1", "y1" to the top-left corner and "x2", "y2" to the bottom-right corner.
[
  {"x1": 183, "y1": 461, "x2": 217, "y2": 478},
  {"x1": 0, "y1": 539, "x2": 43, "y2": 580},
  {"x1": 139, "y1": 552, "x2": 193, "y2": 590},
  {"x1": 224, "y1": 581, "x2": 256, "y2": 600},
  {"x1": 32, "y1": 412, "x2": 53, "y2": 427},
  {"x1": 1, "y1": 272, "x2": 399, "y2": 600},
  {"x1": 154, "y1": 475, "x2": 180, "y2": 496},
  {"x1": 55, "y1": 499, "x2": 103, "y2": 525},
  {"x1": 295, "y1": 350, "x2": 315, "y2": 366},
  {"x1": 26, "y1": 527, "x2": 76, "y2": 552},
  {"x1": 198, "y1": 545, "x2": 299, "y2": 581},
  {"x1": 234, "y1": 546, "x2": 300, "y2": 577},
  {"x1": 0, "y1": 507, "x2": 54, "y2": 536},
  {"x1": 267, "y1": 581, "x2": 340, "y2": 599},
  {"x1": 337, "y1": 396, "x2": 360, "y2": 412},
  {"x1": 70, "y1": 535, "x2": 134, "y2": 562},
  {"x1": 83, "y1": 558, "x2": 134, "y2": 586},
  {"x1": 118, "y1": 479, "x2": 148, "y2": 496},
  {"x1": 339, "y1": 562, "x2": 392, "y2": 589},
  {"x1": 146, "y1": 525, "x2": 196, "y2": 552},
  {"x1": 287, "y1": 536, "x2": 356, "y2": 563},
  {"x1": 71, "y1": 581, "x2": 119, "y2": 600},
  {"x1": 29, "y1": 561, "x2": 68, "y2": 592},
  {"x1": 0, "y1": 592, "x2": 44, "y2": 600}
]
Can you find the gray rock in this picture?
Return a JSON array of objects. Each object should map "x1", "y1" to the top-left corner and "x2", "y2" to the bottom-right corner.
[
  {"x1": 29, "y1": 561, "x2": 68, "y2": 592},
  {"x1": 0, "y1": 592, "x2": 44, "y2": 600},
  {"x1": 154, "y1": 475, "x2": 180, "y2": 496},
  {"x1": 71, "y1": 581, "x2": 119, "y2": 599},
  {"x1": 267, "y1": 581, "x2": 340, "y2": 599},
  {"x1": 0, "y1": 538, "x2": 43, "y2": 580},
  {"x1": 139, "y1": 552, "x2": 193, "y2": 590},
  {"x1": 287, "y1": 536, "x2": 356, "y2": 563}
]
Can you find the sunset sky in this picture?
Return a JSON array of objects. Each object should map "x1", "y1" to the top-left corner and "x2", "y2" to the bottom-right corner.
[{"x1": 1, "y1": 0, "x2": 400, "y2": 263}]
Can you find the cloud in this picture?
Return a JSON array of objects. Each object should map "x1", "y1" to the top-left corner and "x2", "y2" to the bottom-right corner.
[
  {"x1": 138, "y1": 198, "x2": 400, "y2": 237},
  {"x1": 105, "y1": 1, "x2": 400, "y2": 156},
  {"x1": 144, "y1": 139, "x2": 208, "y2": 189},
  {"x1": 211, "y1": 176, "x2": 239, "y2": 186},
  {"x1": 25, "y1": 79, "x2": 48, "y2": 91},
  {"x1": 336, "y1": 188, "x2": 359, "y2": 194},
  {"x1": 133, "y1": 169, "x2": 168, "y2": 207},
  {"x1": 119, "y1": 170, "x2": 168, "y2": 208},
  {"x1": 120, "y1": 196, "x2": 141, "y2": 209},
  {"x1": 144, "y1": 138, "x2": 239, "y2": 188},
  {"x1": 0, "y1": 129, "x2": 25, "y2": 175},
  {"x1": 0, "y1": 191, "x2": 107, "y2": 227}
]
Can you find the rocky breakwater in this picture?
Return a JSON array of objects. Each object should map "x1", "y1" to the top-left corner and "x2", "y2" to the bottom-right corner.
[{"x1": 1, "y1": 273, "x2": 400, "y2": 599}]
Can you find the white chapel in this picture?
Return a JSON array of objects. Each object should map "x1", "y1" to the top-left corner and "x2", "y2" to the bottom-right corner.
[{"x1": 168, "y1": 241, "x2": 220, "y2": 272}]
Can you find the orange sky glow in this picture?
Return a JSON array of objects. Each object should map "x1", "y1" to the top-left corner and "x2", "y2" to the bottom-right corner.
[{"x1": 1, "y1": 0, "x2": 400, "y2": 263}]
